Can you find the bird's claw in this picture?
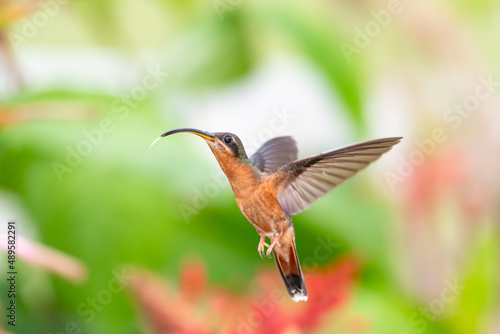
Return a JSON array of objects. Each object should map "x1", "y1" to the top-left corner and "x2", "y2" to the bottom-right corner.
[
  {"x1": 258, "y1": 233, "x2": 270, "y2": 259},
  {"x1": 258, "y1": 232, "x2": 282, "y2": 258},
  {"x1": 265, "y1": 237, "x2": 281, "y2": 257},
  {"x1": 258, "y1": 244, "x2": 270, "y2": 258}
]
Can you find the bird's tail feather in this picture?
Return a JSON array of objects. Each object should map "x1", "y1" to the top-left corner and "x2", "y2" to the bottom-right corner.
[{"x1": 273, "y1": 238, "x2": 307, "y2": 302}]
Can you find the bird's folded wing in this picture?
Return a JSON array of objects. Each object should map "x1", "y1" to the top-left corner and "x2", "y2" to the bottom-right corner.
[
  {"x1": 250, "y1": 136, "x2": 298, "y2": 173},
  {"x1": 276, "y1": 137, "x2": 402, "y2": 216}
]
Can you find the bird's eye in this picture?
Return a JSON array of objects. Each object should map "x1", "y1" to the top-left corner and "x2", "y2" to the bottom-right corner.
[{"x1": 223, "y1": 135, "x2": 232, "y2": 144}]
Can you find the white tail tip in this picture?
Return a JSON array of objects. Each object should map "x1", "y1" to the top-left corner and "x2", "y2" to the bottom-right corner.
[{"x1": 292, "y1": 293, "x2": 308, "y2": 302}]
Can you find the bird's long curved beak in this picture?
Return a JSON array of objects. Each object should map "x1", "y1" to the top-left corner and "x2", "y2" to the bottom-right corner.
[{"x1": 149, "y1": 128, "x2": 216, "y2": 149}]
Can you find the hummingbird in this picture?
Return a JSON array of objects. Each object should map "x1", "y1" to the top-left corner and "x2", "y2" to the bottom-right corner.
[{"x1": 151, "y1": 128, "x2": 401, "y2": 302}]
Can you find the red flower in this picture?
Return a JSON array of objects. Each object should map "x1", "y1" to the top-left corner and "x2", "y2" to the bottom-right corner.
[{"x1": 129, "y1": 256, "x2": 360, "y2": 334}]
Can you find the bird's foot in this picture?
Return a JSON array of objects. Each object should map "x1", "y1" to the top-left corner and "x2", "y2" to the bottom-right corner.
[
  {"x1": 258, "y1": 233, "x2": 270, "y2": 259},
  {"x1": 266, "y1": 234, "x2": 282, "y2": 258}
]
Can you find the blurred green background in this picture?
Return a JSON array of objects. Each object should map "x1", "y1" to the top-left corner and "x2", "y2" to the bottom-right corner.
[{"x1": 0, "y1": 0, "x2": 499, "y2": 333}]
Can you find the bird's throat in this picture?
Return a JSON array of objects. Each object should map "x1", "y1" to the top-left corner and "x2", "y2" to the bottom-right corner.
[{"x1": 215, "y1": 156, "x2": 261, "y2": 196}]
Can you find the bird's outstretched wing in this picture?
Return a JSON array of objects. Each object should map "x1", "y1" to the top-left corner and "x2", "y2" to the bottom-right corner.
[
  {"x1": 250, "y1": 136, "x2": 298, "y2": 173},
  {"x1": 276, "y1": 137, "x2": 402, "y2": 216}
]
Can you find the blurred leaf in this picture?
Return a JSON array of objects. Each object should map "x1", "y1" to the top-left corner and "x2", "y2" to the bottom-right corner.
[{"x1": 263, "y1": 4, "x2": 364, "y2": 131}]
